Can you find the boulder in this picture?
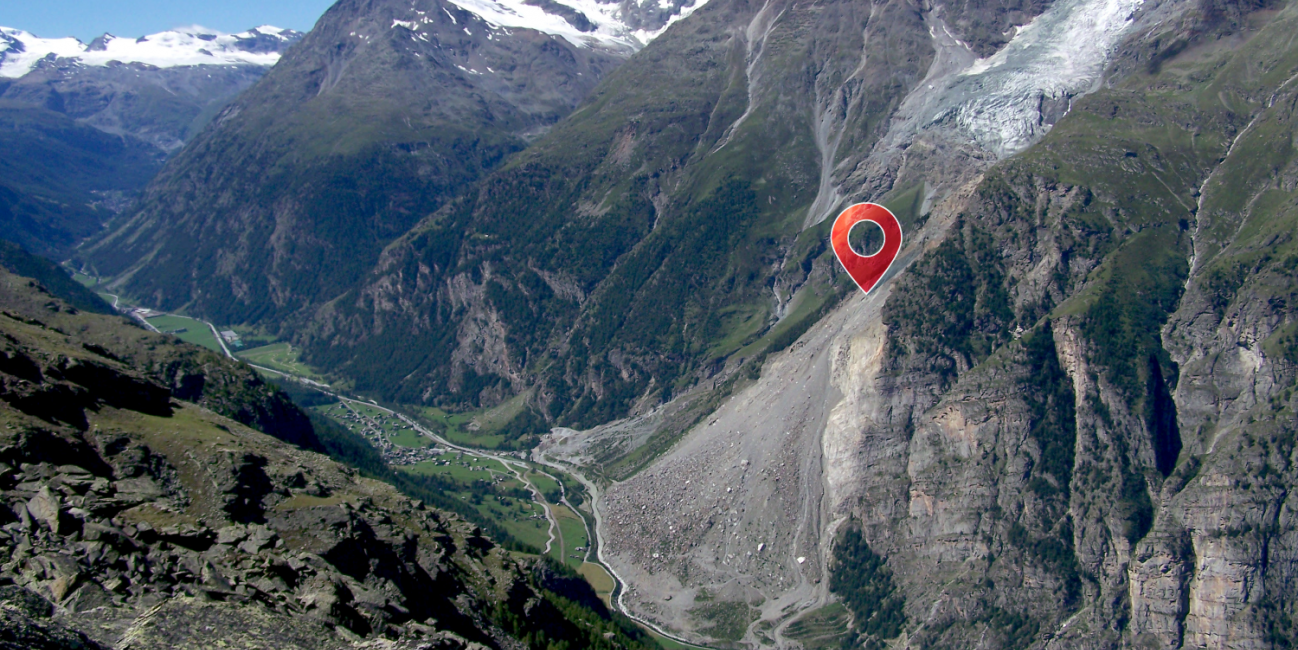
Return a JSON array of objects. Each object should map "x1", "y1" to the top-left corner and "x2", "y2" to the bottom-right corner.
[{"x1": 25, "y1": 487, "x2": 62, "y2": 534}]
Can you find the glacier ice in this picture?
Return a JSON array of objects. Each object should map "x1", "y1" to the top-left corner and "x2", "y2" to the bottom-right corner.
[
  {"x1": 444, "y1": 0, "x2": 710, "y2": 52},
  {"x1": 932, "y1": 0, "x2": 1146, "y2": 156},
  {"x1": 0, "y1": 25, "x2": 299, "y2": 79}
]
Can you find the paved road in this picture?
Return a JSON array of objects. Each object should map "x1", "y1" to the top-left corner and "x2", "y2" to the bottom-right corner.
[
  {"x1": 534, "y1": 449, "x2": 710, "y2": 649},
  {"x1": 242, "y1": 361, "x2": 570, "y2": 558},
  {"x1": 335, "y1": 397, "x2": 560, "y2": 554},
  {"x1": 207, "y1": 322, "x2": 235, "y2": 358},
  {"x1": 130, "y1": 312, "x2": 160, "y2": 333},
  {"x1": 253, "y1": 361, "x2": 710, "y2": 645}
]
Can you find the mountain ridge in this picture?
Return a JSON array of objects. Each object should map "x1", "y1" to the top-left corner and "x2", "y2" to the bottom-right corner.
[
  {"x1": 566, "y1": 0, "x2": 1298, "y2": 645},
  {"x1": 82, "y1": 0, "x2": 641, "y2": 331},
  {"x1": 60, "y1": 0, "x2": 1298, "y2": 644}
]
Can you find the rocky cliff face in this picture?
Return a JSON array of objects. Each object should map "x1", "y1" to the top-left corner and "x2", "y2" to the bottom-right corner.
[
  {"x1": 559, "y1": 0, "x2": 1298, "y2": 646},
  {"x1": 0, "y1": 267, "x2": 654, "y2": 649},
  {"x1": 66, "y1": 0, "x2": 1298, "y2": 644},
  {"x1": 288, "y1": 0, "x2": 1156, "y2": 427}
]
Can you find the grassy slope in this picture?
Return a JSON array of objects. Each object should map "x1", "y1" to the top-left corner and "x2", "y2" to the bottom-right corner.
[
  {"x1": 237, "y1": 342, "x2": 329, "y2": 381},
  {"x1": 85, "y1": 0, "x2": 622, "y2": 329},
  {"x1": 0, "y1": 275, "x2": 656, "y2": 650},
  {"x1": 145, "y1": 314, "x2": 224, "y2": 352},
  {"x1": 0, "y1": 240, "x2": 114, "y2": 314}
]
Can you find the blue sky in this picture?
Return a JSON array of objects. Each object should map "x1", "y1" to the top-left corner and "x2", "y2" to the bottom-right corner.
[{"x1": 3, "y1": 0, "x2": 337, "y2": 41}]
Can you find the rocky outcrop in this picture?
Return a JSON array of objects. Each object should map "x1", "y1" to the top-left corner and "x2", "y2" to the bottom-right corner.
[
  {"x1": 0, "y1": 268, "x2": 652, "y2": 649},
  {"x1": 0, "y1": 269, "x2": 317, "y2": 451},
  {"x1": 0, "y1": 403, "x2": 522, "y2": 648}
]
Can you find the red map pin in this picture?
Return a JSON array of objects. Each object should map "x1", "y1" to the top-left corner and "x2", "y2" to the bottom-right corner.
[{"x1": 830, "y1": 203, "x2": 903, "y2": 295}]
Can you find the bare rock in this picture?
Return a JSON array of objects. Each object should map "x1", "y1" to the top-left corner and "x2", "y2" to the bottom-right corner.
[
  {"x1": 25, "y1": 487, "x2": 61, "y2": 534},
  {"x1": 215, "y1": 524, "x2": 248, "y2": 545},
  {"x1": 115, "y1": 597, "x2": 344, "y2": 650},
  {"x1": 237, "y1": 526, "x2": 277, "y2": 554}
]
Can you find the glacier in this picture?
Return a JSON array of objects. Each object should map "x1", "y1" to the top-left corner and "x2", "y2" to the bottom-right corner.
[
  {"x1": 934, "y1": 0, "x2": 1146, "y2": 156},
  {"x1": 0, "y1": 25, "x2": 300, "y2": 79},
  {"x1": 439, "y1": 0, "x2": 710, "y2": 52}
]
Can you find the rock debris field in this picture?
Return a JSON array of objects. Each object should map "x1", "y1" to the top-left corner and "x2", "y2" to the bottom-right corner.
[{"x1": 589, "y1": 292, "x2": 878, "y2": 643}]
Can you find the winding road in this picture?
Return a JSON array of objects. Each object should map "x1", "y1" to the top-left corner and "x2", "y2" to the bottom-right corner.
[
  {"x1": 534, "y1": 449, "x2": 709, "y2": 649},
  {"x1": 335, "y1": 399, "x2": 563, "y2": 555},
  {"x1": 244, "y1": 361, "x2": 575, "y2": 560},
  {"x1": 113, "y1": 299, "x2": 708, "y2": 649},
  {"x1": 249, "y1": 355, "x2": 707, "y2": 647}
]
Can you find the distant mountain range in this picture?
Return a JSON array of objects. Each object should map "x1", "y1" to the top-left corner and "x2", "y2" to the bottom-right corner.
[
  {"x1": 0, "y1": 0, "x2": 717, "y2": 260},
  {"x1": 0, "y1": 25, "x2": 300, "y2": 79},
  {"x1": 0, "y1": 25, "x2": 302, "y2": 257}
]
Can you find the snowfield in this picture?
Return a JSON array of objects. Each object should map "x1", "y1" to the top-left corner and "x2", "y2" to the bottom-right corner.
[
  {"x1": 0, "y1": 25, "x2": 300, "y2": 79},
  {"x1": 440, "y1": 0, "x2": 709, "y2": 52}
]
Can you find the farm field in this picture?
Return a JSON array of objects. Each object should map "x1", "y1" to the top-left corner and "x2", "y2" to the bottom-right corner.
[
  {"x1": 237, "y1": 342, "x2": 327, "y2": 381},
  {"x1": 311, "y1": 403, "x2": 613, "y2": 613},
  {"x1": 71, "y1": 272, "x2": 102, "y2": 288},
  {"x1": 401, "y1": 454, "x2": 552, "y2": 550},
  {"x1": 310, "y1": 401, "x2": 599, "y2": 578},
  {"x1": 145, "y1": 314, "x2": 222, "y2": 352},
  {"x1": 578, "y1": 562, "x2": 616, "y2": 608},
  {"x1": 529, "y1": 471, "x2": 561, "y2": 499},
  {"x1": 414, "y1": 391, "x2": 539, "y2": 450},
  {"x1": 389, "y1": 426, "x2": 432, "y2": 448},
  {"x1": 401, "y1": 452, "x2": 511, "y2": 482},
  {"x1": 418, "y1": 406, "x2": 508, "y2": 448},
  {"x1": 554, "y1": 503, "x2": 589, "y2": 567}
]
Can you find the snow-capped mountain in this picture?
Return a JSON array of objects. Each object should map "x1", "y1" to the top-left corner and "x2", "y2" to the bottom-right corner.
[
  {"x1": 0, "y1": 24, "x2": 304, "y2": 258},
  {"x1": 0, "y1": 24, "x2": 304, "y2": 153},
  {"x1": 0, "y1": 0, "x2": 702, "y2": 80},
  {"x1": 0, "y1": 25, "x2": 301, "y2": 78},
  {"x1": 431, "y1": 0, "x2": 708, "y2": 53}
]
